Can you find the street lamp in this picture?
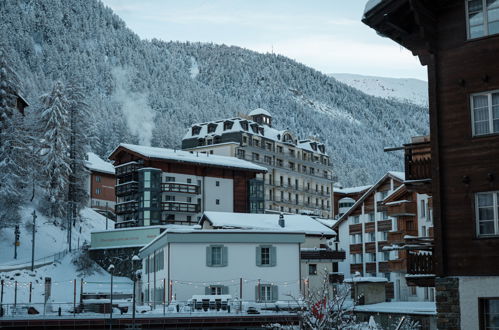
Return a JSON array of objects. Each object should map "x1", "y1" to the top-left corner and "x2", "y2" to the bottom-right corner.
[
  {"x1": 131, "y1": 255, "x2": 141, "y2": 329},
  {"x1": 107, "y1": 264, "x2": 115, "y2": 330}
]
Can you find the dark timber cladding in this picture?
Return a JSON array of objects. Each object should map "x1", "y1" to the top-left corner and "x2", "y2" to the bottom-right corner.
[
  {"x1": 110, "y1": 146, "x2": 262, "y2": 213},
  {"x1": 364, "y1": 0, "x2": 499, "y2": 276}
]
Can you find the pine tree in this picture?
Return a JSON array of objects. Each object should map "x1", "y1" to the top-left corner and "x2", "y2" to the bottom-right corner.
[
  {"x1": 39, "y1": 81, "x2": 71, "y2": 219},
  {"x1": 0, "y1": 48, "x2": 26, "y2": 228}
]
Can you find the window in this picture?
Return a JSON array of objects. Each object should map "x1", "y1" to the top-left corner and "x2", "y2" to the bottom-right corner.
[
  {"x1": 352, "y1": 215, "x2": 360, "y2": 224},
  {"x1": 187, "y1": 178, "x2": 192, "y2": 184},
  {"x1": 476, "y1": 191, "x2": 499, "y2": 236},
  {"x1": 206, "y1": 245, "x2": 227, "y2": 267},
  {"x1": 95, "y1": 176, "x2": 101, "y2": 182},
  {"x1": 367, "y1": 253, "x2": 377, "y2": 262},
  {"x1": 420, "y1": 200, "x2": 426, "y2": 218},
  {"x1": 237, "y1": 149, "x2": 246, "y2": 159},
  {"x1": 164, "y1": 176, "x2": 175, "y2": 182},
  {"x1": 210, "y1": 286, "x2": 222, "y2": 295},
  {"x1": 472, "y1": 91, "x2": 499, "y2": 136},
  {"x1": 187, "y1": 216, "x2": 191, "y2": 222},
  {"x1": 379, "y1": 231, "x2": 388, "y2": 241},
  {"x1": 368, "y1": 213, "x2": 375, "y2": 222},
  {"x1": 351, "y1": 253, "x2": 363, "y2": 264},
  {"x1": 187, "y1": 197, "x2": 192, "y2": 203},
  {"x1": 95, "y1": 188, "x2": 101, "y2": 195},
  {"x1": 466, "y1": 0, "x2": 499, "y2": 39},
  {"x1": 277, "y1": 146, "x2": 283, "y2": 153},
  {"x1": 480, "y1": 298, "x2": 499, "y2": 329},
  {"x1": 409, "y1": 286, "x2": 417, "y2": 296},
  {"x1": 216, "y1": 181, "x2": 220, "y2": 187},
  {"x1": 256, "y1": 245, "x2": 276, "y2": 266},
  {"x1": 366, "y1": 231, "x2": 376, "y2": 242},
  {"x1": 308, "y1": 264, "x2": 317, "y2": 275},
  {"x1": 257, "y1": 284, "x2": 277, "y2": 302},
  {"x1": 264, "y1": 156, "x2": 272, "y2": 165},
  {"x1": 252, "y1": 153, "x2": 260, "y2": 161},
  {"x1": 216, "y1": 199, "x2": 220, "y2": 205}
]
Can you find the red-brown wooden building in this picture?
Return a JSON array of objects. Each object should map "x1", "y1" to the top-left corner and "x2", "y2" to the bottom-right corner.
[{"x1": 364, "y1": 1, "x2": 499, "y2": 329}]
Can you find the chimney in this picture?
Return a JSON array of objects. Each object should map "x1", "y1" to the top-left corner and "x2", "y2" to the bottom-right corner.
[{"x1": 278, "y1": 213, "x2": 285, "y2": 228}]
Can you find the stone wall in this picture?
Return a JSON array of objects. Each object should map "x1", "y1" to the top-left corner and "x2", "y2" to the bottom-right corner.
[{"x1": 435, "y1": 277, "x2": 460, "y2": 330}]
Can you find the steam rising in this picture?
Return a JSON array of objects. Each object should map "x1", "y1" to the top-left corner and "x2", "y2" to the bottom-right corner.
[{"x1": 111, "y1": 67, "x2": 155, "y2": 146}]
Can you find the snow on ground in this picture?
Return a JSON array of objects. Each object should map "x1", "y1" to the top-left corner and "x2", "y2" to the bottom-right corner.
[
  {"x1": 0, "y1": 253, "x2": 132, "y2": 306},
  {"x1": 331, "y1": 73, "x2": 428, "y2": 107},
  {"x1": 0, "y1": 205, "x2": 114, "y2": 266}
]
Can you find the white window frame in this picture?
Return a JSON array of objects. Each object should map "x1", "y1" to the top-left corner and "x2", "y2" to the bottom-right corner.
[
  {"x1": 466, "y1": 0, "x2": 499, "y2": 39},
  {"x1": 211, "y1": 246, "x2": 223, "y2": 266},
  {"x1": 475, "y1": 191, "x2": 499, "y2": 236},
  {"x1": 470, "y1": 90, "x2": 499, "y2": 136}
]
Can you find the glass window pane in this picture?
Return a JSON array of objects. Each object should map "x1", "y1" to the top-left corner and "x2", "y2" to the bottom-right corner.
[
  {"x1": 470, "y1": 24, "x2": 485, "y2": 38},
  {"x1": 489, "y1": 20, "x2": 499, "y2": 34},
  {"x1": 480, "y1": 220, "x2": 495, "y2": 234},
  {"x1": 488, "y1": 7, "x2": 499, "y2": 20},
  {"x1": 470, "y1": 11, "x2": 484, "y2": 25},
  {"x1": 478, "y1": 193, "x2": 494, "y2": 207},
  {"x1": 475, "y1": 121, "x2": 490, "y2": 135},
  {"x1": 469, "y1": 0, "x2": 484, "y2": 12},
  {"x1": 479, "y1": 207, "x2": 494, "y2": 220},
  {"x1": 474, "y1": 95, "x2": 489, "y2": 109},
  {"x1": 493, "y1": 119, "x2": 499, "y2": 133},
  {"x1": 487, "y1": 0, "x2": 499, "y2": 9},
  {"x1": 474, "y1": 106, "x2": 489, "y2": 121}
]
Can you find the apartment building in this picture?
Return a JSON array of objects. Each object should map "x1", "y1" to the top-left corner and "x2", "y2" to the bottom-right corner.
[
  {"x1": 333, "y1": 184, "x2": 372, "y2": 219},
  {"x1": 333, "y1": 172, "x2": 405, "y2": 300},
  {"x1": 108, "y1": 144, "x2": 267, "y2": 228},
  {"x1": 364, "y1": 1, "x2": 499, "y2": 328},
  {"x1": 181, "y1": 109, "x2": 335, "y2": 218},
  {"x1": 85, "y1": 152, "x2": 116, "y2": 215}
]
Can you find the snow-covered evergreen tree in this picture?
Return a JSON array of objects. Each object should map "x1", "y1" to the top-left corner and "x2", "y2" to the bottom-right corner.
[{"x1": 39, "y1": 81, "x2": 71, "y2": 219}]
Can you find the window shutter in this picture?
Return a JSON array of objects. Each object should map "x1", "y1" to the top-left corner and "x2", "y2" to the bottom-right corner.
[
  {"x1": 256, "y1": 246, "x2": 262, "y2": 266},
  {"x1": 270, "y1": 246, "x2": 277, "y2": 266},
  {"x1": 255, "y1": 285, "x2": 260, "y2": 302},
  {"x1": 205, "y1": 286, "x2": 210, "y2": 295},
  {"x1": 272, "y1": 285, "x2": 279, "y2": 302},
  {"x1": 222, "y1": 246, "x2": 228, "y2": 266},
  {"x1": 206, "y1": 246, "x2": 212, "y2": 267},
  {"x1": 222, "y1": 286, "x2": 229, "y2": 295}
]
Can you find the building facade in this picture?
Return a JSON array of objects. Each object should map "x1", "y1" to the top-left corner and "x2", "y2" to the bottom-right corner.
[
  {"x1": 182, "y1": 109, "x2": 335, "y2": 218},
  {"x1": 334, "y1": 172, "x2": 405, "y2": 300},
  {"x1": 108, "y1": 144, "x2": 266, "y2": 228},
  {"x1": 333, "y1": 184, "x2": 372, "y2": 219},
  {"x1": 199, "y1": 212, "x2": 346, "y2": 292},
  {"x1": 138, "y1": 230, "x2": 304, "y2": 304},
  {"x1": 85, "y1": 152, "x2": 116, "y2": 215},
  {"x1": 364, "y1": 1, "x2": 499, "y2": 329}
]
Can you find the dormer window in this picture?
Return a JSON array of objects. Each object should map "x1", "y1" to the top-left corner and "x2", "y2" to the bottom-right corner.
[
  {"x1": 250, "y1": 124, "x2": 259, "y2": 133},
  {"x1": 318, "y1": 145, "x2": 325, "y2": 153},
  {"x1": 207, "y1": 123, "x2": 217, "y2": 133},
  {"x1": 223, "y1": 121, "x2": 233, "y2": 130},
  {"x1": 240, "y1": 121, "x2": 248, "y2": 131},
  {"x1": 311, "y1": 143, "x2": 317, "y2": 151},
  {"x1": 192, "y1": 126, "x2": 201, "y2": 136},
  {"x1": 466, "y1": 0, "x2": 499, "y2": 39}
]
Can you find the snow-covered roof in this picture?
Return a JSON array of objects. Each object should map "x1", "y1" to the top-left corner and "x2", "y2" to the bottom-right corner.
[
  {"x1": 344, "y1": 276, "x2": 388, "y2": 283},
  {"x1": 183, "y1": 117, "x2": 328, "y2": 155},
  {"x1": 112, "y1": 144, "x2": 267, "y2": 172},
  {"x1": 354, "y1": 301, "x2": 436, "y2": 315},
  {"x1": 335, "y1": 185, "x2": 372, "y2": 194},
  {"x1": 388, "y1": 171, "x2": 405, "y2": 181},
  {"x1": 85, "y1": 152, "x2": 115, "y2": 174},
  {"x1": 248, "y1": 108, "x2": 271, "y2": 117},
  {"x1": 201, "y1": 212, "x2": 336, "y2": 236}
]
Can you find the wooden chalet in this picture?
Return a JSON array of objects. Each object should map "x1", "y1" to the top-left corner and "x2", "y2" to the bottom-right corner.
[{"x1": 364, "y1": 1, "x2": 499, "y2": 328}]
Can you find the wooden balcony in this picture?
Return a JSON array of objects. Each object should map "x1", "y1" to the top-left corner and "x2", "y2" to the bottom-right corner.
[
  {"x1": 161, "y1": 182, "x2": 200, "y2": 194},
  {"x1": 365, "y1": 263, "x2": 376, "y2": 273},
  {"x1": 329, "y1": 272, "x2": 345, "y2": 284},
  {"x1": 350, "y1": 264, "x2": 362, "y2": 275},
  {"x1": 404, "y1": 137, "x2": 432, "y2": 194},
  {"x1": 406, "y1": 252, "x2": 435, "y2": 287},
  {"x1": 161, "y1": 201, "x2": 200, "y2": 213},
  {"x1": 300, "y1": 249, "x2": 346, "y2": 261},
  {"x1": 387, "y1": 231, "x2": 404, "y2": 244},
  {"x1": 388, "y1": 258, "x2": 407, "y2": 272},
  {"x1": 386, "y1": 202, "x2": 417, "y2": 217},
  {"x1": 115, "y1": 201, "x2": 138, "y2": 215},
  {"x1": 378, "y1": 261, "x2": 390, "y2": 273},
  {"x1": 377, "y1": 220, "x2": 392, "y2": 231},
  {"x1": 349, "y1": 224, "x2": 362, "y2": 234},
  {"x1": 115, "y1": 182, "x2": 138, "y2": 197}
]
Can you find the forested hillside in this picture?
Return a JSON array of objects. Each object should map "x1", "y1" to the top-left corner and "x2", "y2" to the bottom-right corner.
[{"x1": 0, "y1": 0, "x2": 428, "y2": 185}]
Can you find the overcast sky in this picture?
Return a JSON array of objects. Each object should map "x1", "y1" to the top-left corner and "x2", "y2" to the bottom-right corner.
[{"x1": 101, "y1": 0, "x2": 427, "y2": 80}]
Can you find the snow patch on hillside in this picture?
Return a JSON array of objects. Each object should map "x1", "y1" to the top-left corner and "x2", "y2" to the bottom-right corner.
[
  {"x1": 331, "y1": 73, "x2": 428, "y2": 107},
  {"x1": 0, "y1": 205, "x2": 114, "y2": 266}
]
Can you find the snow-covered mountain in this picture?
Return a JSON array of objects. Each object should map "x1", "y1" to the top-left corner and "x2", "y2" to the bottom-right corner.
[
  {"x1": 0, "y1": 0, "x2": 428, "y2": 186},
  {"x1": 331, "y1": 73, "x2": 428, "y2": 107}
]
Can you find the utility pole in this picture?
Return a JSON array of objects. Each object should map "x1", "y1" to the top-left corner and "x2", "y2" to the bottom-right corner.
[
  {"x1": 31, "y1": 210, "x2": 37, "y2": 272},
  {"x1": 108, "y1": 264, "x2": 115, "y2": 330},
  {"x1": 14, "y1": 225, "x2": 20, "y2": 259}
]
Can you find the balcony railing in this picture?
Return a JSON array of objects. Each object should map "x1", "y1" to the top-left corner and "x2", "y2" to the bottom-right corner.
[
  {"x1": 115, "y1": 201, "x2": 138, "y2": 214},
  {"x1": 161, "y1": 182, "x2": 200, "y2": 194},
  {"x1": 407, "y1": 252, "x2": 434, "y2": 275},
  {"x1": 161, "y1": 202, "x2": 200, "y2": 213},
  {"x1": 300, "y1": 249, "x2": 346, "y2": 260},
  {"x1": 386, "y1": 202, "x2": 417, "y2": 217},
  {"x1": 329, "y1": 272, "x2": 345, "y2": 284},
  {"x1": 115, "y1": 182, "x2": 138, "y2": 197},
  {"x1": 404, "y1": 138, "x2": 431, "y2": 181}
]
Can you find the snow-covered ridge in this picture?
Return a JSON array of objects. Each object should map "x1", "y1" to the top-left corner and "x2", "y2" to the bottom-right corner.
[{"x1": 331, "y1": 73, "x2": 428, "y2": 107}]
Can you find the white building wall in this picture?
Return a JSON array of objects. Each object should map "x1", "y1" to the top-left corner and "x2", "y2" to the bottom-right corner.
[
  {"x1": 204, "y1": 177, "x2": 233, "y2": 212},
  {"x1": 459, "y1": 276, "x2": 499, "y2": 330},
  {"x1": 144, "y1": 242, "x2": 301, "y2": 302}
]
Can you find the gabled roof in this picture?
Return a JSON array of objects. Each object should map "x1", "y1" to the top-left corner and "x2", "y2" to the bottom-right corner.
[
  {"x1": 248, "y1": 108, "x2": 271, "y2": 117},
  {"x1": 332, "y1": 171, "x2": 405, "y2": 230},
  {"x1": 109, "y1": 143, "x2": 267, "y2": 173},
  {"x1": 334, "y1": 185, "x2": 373, "y2": 194},
  {"x1": 200, "y1": 211, "x2": 336, "y2": 237}
]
